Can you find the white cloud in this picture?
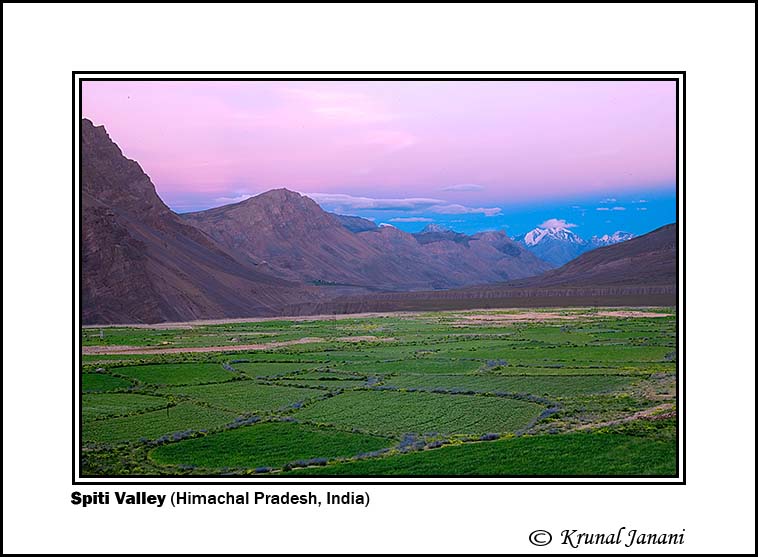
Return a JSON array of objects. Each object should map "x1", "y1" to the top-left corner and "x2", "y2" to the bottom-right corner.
[
  {"x1": 632, "y1": 199, "x2": 648, "y2": 204},
  {"x1": 306, "y1": 193, "x2": 445, "y2": 211},
  {"x1": 214, "y1": 191, "x2": 503, "y2": 219},
  {"x1": 600, "y1": 197, "x2": 617, "y2": 204},
  {"x1": 306, "y1": 193, "x2": 501, "y2": 216},
  {"x1": 214, "y1": 194, "x2": 255, "y2": 205},
  {"x1": 429, "y1": 204, "x2": 502, "y2": 216},
  {"x1": 389, "y1": 217, "x2": 434, "y2": 223},
  {"x1": 596, "y1": 207, "x2": 610, "y2": 211},
  {"x1": 637, "y1": 207, "x2": 648, "y2": 211},
  {"x1": 611, "y1": 206, "x2": 626, "y2": 211},
  {"x1": 334, "y1": 213, "x2": 378, "y2": 221},
  {"x1": 442, "y1": 183, "x2": 485, "y2": 192},
  {"x1": 596, "y1": 206, "x2": 626, "y2": 211},
  {"x1": 539, "y1": 218, "x2": 576, "y2": 229}
]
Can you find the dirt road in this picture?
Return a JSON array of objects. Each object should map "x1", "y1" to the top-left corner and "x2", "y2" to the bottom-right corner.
[{"x1": 82, "y1": 335, "x2": 393, "y2": 355}]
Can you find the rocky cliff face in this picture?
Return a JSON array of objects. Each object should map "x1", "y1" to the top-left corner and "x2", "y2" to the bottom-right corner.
[{"x1": 81, "y1": 119, "x2": 315, "y2": 324}]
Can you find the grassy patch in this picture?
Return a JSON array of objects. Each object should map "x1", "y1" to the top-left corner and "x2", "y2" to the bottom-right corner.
[
  {"x1": 110, "y1": 363, "x2": 236, "y2": 385},
  {"x1": 230, "y1": 362, "x2": 323, "y2": 377},
  {"x1": 284, "y1": 432, "x2": 676, "y2": 476},
  {"x1": 149, "y1": 421, "x2": 390, "y2": 470},
  {"x1": 82, "y1": 393, "x2": 167, "y2": 420},
  {"x1": 336, "y1": 359, "x2": 483, "y2": 375},
  {"x1": 384, "y1": 374, "x2": 639, "y2": 397},
  {"x1": 295, "y1": 390, "x2": 545, "y2": 435},
  {"x1": 82, "y1": 373, "x2": 132, "y2": 392},
  {"x1": 83, "y1": 403, "x2": 235, "y2": 444},
  {"x1": 159, "y1": 381, "x2": 322, "y2": 413}
]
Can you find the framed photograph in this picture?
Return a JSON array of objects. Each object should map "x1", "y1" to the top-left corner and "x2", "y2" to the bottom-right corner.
[
  {"x1": 73, "y1": 72, "x2": 684, "y2": 484},
  {"x1": 6, "y1": 5, "x2": 756, "y2": 554}
]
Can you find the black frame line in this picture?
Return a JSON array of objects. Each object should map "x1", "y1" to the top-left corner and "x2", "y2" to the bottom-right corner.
[
  {"x1": 75, "y1": 70, "x2": 684, "y2": 75},
  {"x1": 80, "y1": 78, "x2": 680, "y2": 82},
  {"x1": 73, "y1": 71, "x2": 685, "y2": 486}
]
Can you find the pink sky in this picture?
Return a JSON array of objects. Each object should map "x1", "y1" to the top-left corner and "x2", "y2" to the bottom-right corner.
[{"x1": 82, "y1": 80, "x2": 675, "y2": 211}]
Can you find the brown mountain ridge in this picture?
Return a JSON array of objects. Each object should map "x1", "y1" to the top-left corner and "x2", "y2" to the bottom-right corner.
[
  {"x1": 181, "y1": 189, "x2": 552, "y2": 292},
  {"x1": 81, "y1": 119, "x2": 317, "y2": 324},
  {"x1": 283, "y1": 224, "x2": 677, "y2": 315},
  {"x1": 81, "y1": 119, "x2": 676, "y2": 323}
]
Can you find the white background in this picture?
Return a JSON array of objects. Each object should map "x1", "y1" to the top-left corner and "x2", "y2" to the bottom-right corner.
[{"x1": 3, "y1": 3, "x2": 755, "y2": 554}]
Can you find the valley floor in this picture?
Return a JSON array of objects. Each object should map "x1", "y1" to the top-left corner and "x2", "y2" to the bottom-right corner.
[{"x1": 80, "y1": 307, "x2": 678, "y2": 477}]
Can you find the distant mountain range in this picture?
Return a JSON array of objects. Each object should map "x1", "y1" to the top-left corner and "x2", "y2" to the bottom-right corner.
[
  {"x1": 413, "y1": 224, "x2": 472, "y2": 245},
  {"x1": 511, "y1": 224, "x2": 673, "y2": 288},
  {"x1": 287, "y1": 224, "x2": 676, "y2": 315},
  {"x1": 514, "y1": 224, "x2": 634, "y2": 265},
  {"x1": 182, "y1": 190, "x2": 551, "y2": 293},
  {"x1": 81, "y1": 119, "x2": 674, "y2": 324},
  {"x1": 590, "y1": 231, "x2": 635, "y2": 247}
]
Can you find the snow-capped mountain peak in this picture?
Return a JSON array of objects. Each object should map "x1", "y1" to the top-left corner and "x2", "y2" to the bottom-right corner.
[
  {"x1": 515, "y1": 221, "x2": 635, "y2": 266},
  {"x1": 590, "y1": 231, "x2": 635, "y2": 247},
  {"x1": 521, "y1": 226, "x2": 586, "y2": 246},
  {"x1": 419, "y1": 223, "x2": 451, "y2": 233}
]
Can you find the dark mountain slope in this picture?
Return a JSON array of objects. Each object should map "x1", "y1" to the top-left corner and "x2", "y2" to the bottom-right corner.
[
  {"x1": 516, "y1": 224, "x2": 675, "y2": 287},
  {"x1": 81, "y1": 119, "x2": 314, "y2": 324},
  {"x1": 333, "y1": 213, "x2": 378, "y2": 233},
  {"x1": 182, "y1": 190, "x2": 437, "y2": 289}
]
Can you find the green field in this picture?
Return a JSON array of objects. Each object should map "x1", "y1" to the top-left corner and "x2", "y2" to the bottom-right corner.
[
  {"x1": 230, "y1": 362, "x2": 326, "y2": 377},
  {"x1": 383, "y1": 374, "x2": 639, "y2": 397},
  {"x1": 294, "y1": 390, "x2": 544, "y2": 435},
  {"x1": 83, "y1": 403, "x2": 236, "y2": 444},
  {"x1": 82, "y1": 393, "x2": 167, "y2": 420},
  {"x1": 284, "y1": 427, "x2": 677, "y2": 476},
  {"x1": 149, "y1": 421, "x2": 391, "y2": 470},
  {"x1": 80, "y1": 308, "x2": 677, "y2": 476},
  {"x1": 82, "y1": 373, "x2": 133, "y2": 392},
  {"x1": 334, "y1": 359, "x2": 485, "y2": 375},
  {"x1": 111, "y1": 363, "x2": 237, "y2": 385},
  {"x1": 155, "y1": 382, "x2": 323, "y2": 414}
]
